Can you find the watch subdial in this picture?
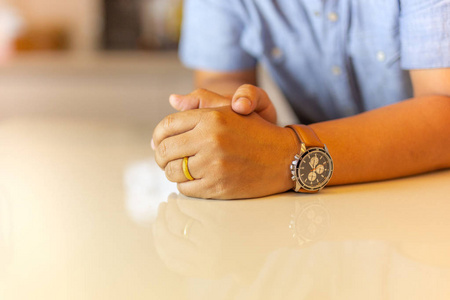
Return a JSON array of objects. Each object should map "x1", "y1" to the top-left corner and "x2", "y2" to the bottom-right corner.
[
  {"x1": 309, "y1": 155, "x2": 319, "y2": 169},
  {"x1": 316, "y1": 164, "x2": 324, "y2": 175},
  {"x1": 308, "y1": 172, "x2": 317, "y2": 182}
]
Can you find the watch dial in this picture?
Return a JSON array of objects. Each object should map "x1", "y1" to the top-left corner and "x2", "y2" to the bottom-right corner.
[{"x1": 297, "y1": 148, "x2": 333, "y2": 191}]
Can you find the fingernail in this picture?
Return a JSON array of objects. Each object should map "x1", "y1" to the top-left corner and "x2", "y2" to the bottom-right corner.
[
  {"x1": 169, "y1": 94, "x2": 181, "y2": 104},
  {"x1": 235, "y1": 97, "x2": 252, "y2": 111},
  {"x1": 151, "y1": 139, "x2": 155, "y2": 150}
]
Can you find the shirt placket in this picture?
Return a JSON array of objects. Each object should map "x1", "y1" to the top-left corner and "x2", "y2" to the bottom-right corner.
[{"x1": 322, "y1": 0, "x2": 361, "y2": 118}]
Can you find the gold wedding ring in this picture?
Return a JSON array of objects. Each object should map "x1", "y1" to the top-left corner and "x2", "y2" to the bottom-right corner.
[
  {"x1": 182, "y1": 156, "x2": 195, "y2": 181},
  {"x1": 183, "y1": 219, "x2": 194, "y2": 238}
]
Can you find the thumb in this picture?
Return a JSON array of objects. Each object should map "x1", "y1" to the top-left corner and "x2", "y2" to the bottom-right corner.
[
  {"x1": 169, "y1": 89, "x2": 230, "y2": 111},
  {"x1": 231, "y1": 84, "x2": 277, "y2": 124}
]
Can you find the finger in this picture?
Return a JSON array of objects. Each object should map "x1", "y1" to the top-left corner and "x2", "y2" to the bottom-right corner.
[
  {"x1": 169, "y1": 89, "x2": 230, "y2": 111},
  {"x1": 164, "y1": 155, "x2": 203, "y2": 183},
  {"x1": 169, "y1": 94, "x2": 200, "y2": 111},
  {"x1": 177, "y1": 179, "x2": 220, "y2": 200},
  {"x1": 151, "y1": 138, "x2": 155, "y2": 150},
  {"x1": 155, "y1": 130, "x2": 200, "y2": 169},
  {"x1": 232, "y1": 84, "x2": 277, "y2": 123},
  {"x1": 231, "y1": 84, "x2": 265, "y2": 113},
  {"x1": 152, "y1": 109, "x2": 201, "y2": 148}
]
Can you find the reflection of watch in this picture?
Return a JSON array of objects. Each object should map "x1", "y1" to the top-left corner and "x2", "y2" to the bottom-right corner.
[
  {"x1": 289, "y1": 199, "x2": 330, "y2": 247},
  {"x1": 286, "y1": 124, "x2": 334, "y2": 193}
]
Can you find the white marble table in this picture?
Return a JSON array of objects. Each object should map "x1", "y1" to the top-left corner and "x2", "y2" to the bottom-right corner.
[{"x1": 0, "y1": 117, "x2": 449, "y2": 300}]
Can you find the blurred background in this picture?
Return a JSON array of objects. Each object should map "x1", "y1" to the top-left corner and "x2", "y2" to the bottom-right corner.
[
  {"x1": 9, "y1": 0, "x2": 182, "y2": 52},
  {"x1": 0, "y1": 0, "x2": 190, "y2": 131},
  {"x1": 0, "y1": 0, "x2": 293, "y2": 131}
]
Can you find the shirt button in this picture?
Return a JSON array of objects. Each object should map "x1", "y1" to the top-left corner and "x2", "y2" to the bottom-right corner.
[
  {"x1": 271, "y1": 47, "x2": 283, "y2": 60},
  {"x1": 328, "y1": 12, "x2": 339, "y2": 22},
  {"x1": 331, "y1": 66, "x2": 342, "y2": 76},
  {"x1": 314, "y1": 11, "x2": 321, "y2": 17},
  {"x1": 376, "y1": 51, "x2": 386, "y2": 62}
]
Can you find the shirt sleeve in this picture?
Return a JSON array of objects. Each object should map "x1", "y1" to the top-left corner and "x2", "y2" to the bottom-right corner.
[
  {"x1": 179, "y1": 0, "x2": 257, "y2": 71},
  {"x1": 400, "y1": 0, "x2": 450, "y2": 69}
]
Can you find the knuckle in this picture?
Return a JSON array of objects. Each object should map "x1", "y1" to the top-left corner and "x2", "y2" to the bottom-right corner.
[
  {"x1": 240, "y1": 83, "x2": 255, "y2": 91},
  {"x1": 207, "y1": 109, "x2": 227, "y2": 125},
  {"x1": 157, "y1": 140, "x2": 168, "y2": 160},
  {"x1": 213, "y1": 157, "x2": 227, "y2": 170},
  {"x1": 154, "y1": 156, "x2": 165, "y2": 169},
  {"x1": 193, "y1": 88, "x2": 208, "y2": 95},
  {"x1": 177, "y1": 184, "x2": 194, "y2": 198},
  {"x1": 162, "y1": 115, "x2": 175, "y2": 130},
  {"x1": 164, "y1": 162, "x2": 177, "y2": 181},
  {"x1": 208, "y1": 134, "x2": 224, "y2": 151}
]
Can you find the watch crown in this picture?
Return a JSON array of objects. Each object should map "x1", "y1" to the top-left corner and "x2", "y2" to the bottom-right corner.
[
  {"x1": 294, "y1": 154, "x2": 300, "y2": 160},
  {"x1": 291, "y1": 175, "x2": 296, "y2": 181}
]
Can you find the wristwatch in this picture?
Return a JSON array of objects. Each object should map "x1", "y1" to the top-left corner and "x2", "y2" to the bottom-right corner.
[{"x1": 286, "y1": 124, "x2": 334, "y2": 193}]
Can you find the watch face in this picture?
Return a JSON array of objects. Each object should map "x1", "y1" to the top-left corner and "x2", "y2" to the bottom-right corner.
[{"x1": 296, "y1": 148, "x2": 333, "y2": 191}]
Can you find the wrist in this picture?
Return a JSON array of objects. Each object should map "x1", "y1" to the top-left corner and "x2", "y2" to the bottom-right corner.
[
  {"x1": 280, "y1": 127, "x2": 302, "y2": 192},
  {"x1": 285, "y1": 124, "x2": 334, "y2": 193}
]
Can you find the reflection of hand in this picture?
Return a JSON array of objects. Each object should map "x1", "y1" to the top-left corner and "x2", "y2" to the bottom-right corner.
[
  {"x1": 168, "y1": 85, "x2": 277, "y2": 124},
  {"x1": 153, "y1": 194, "x2": 227, "y2": 278},
  {"x1": 0, "y1": 186, "x2": 12, "y2": 274},
  {"x1": 152, "y1": 104, "x2": 297, "y2": 199},
  {"x1": 153, "y1": 193, "x2": 294, "y2": 280}
]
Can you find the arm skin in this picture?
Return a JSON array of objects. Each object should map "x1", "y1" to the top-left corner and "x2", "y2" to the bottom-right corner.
[
  {"x1": 196, "y1": 68, "x2": 450, "y2": 187},
  {"x1": 311, "y1": 69, "x2": 450, "y2": 185},
  {"x1": 194, "y1": 69, "x2": 257, "y2": 98}
]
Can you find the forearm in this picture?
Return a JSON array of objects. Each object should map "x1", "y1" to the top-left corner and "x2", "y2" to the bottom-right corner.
[
  {"x1": 194, "y1": 69, "x2": 257, "y2": 98},
  {"x1": 310, "y1": 96, "x2": 450, "y2": 185},
  {"x1": 196, "y1": 79, "x2": 248, "y2": 98}
]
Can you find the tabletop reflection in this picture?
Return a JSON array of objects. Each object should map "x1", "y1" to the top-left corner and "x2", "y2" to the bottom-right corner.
[
  {"x1": 153, "y1": 186, "x2": 450, "y2": 299},
  {"x1": 0, "y1": 186, "x2": 12, "y2": 276}
]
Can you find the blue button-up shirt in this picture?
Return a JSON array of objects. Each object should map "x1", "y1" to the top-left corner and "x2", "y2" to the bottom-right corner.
[{"x1": 179, "y1": 0, "x2": 450, "y2": 123}]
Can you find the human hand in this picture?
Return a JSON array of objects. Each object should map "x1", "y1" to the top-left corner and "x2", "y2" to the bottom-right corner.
[
  {"x1": 152, "y1": 106, "x2": 298, "y2": 199},
  {"x1": 169, "y1": 84, "x2": 278, "y2": 124}
]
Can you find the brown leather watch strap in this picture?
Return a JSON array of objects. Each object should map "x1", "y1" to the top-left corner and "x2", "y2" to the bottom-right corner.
[{"x1": 286, "y1": 124, "x2": 324, "y2": 148}]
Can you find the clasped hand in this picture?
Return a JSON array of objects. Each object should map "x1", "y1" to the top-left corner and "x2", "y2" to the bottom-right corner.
[{"x1": 152, "y1": 85, "x2": 297, "y2": 199}]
